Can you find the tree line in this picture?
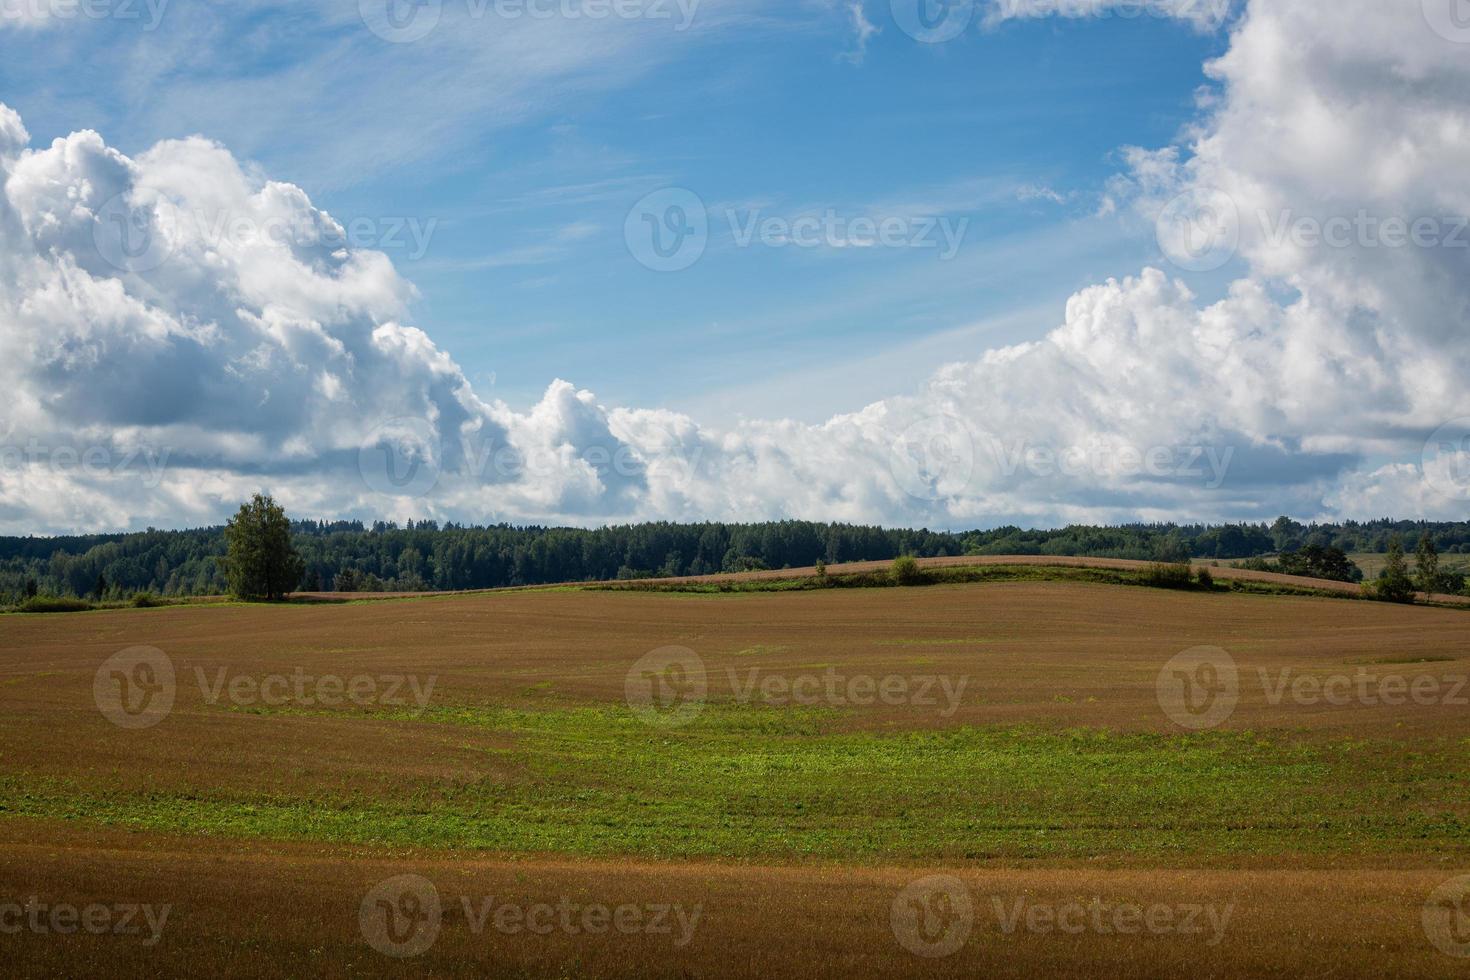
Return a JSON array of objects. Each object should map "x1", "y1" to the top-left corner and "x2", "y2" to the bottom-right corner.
[{"x1": 4, "y1": 509, "x2": 1470, "y2": 603}]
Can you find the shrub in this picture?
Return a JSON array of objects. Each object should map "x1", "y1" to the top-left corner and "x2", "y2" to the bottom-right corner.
[
  {"x1": 1143, "y1": 562, "x2": 1194, "y2": 589},
  {"x1": 892, "y1": 556, "x2": 924, "y2": 586},
  {"x1": 1368, "y1": 579, "x2": 1416, "y2": 603},
  {"x1": 131, "y1": 592, "x2": 164, "y2": 608},
  {"x1": 1196, "y1": 567, "x2": 1214, "y2": 589},
  {"x1": 18, "y1": 596, "x2": 95, "y2": 614}
]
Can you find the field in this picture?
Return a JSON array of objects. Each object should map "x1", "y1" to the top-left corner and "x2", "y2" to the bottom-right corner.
[
  {"x1": 3, "y1": 562, "x2": 1470, "y2": 976},
  {"x1": 1347, "y1": 551, "x2": 1470, "y2": 580}
]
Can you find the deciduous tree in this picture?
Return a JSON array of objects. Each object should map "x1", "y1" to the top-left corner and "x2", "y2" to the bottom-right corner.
[{"x1": 222, "y1": 494, "x2": 304, "y2": 601}]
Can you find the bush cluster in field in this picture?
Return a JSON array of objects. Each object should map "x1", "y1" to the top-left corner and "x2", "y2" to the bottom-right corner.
[{"x1": 9, "y1": 592, "x2": 179, "y2": 614}]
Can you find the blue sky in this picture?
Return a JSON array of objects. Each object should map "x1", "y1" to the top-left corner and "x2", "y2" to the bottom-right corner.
[
  {"x1": 0, "y1": 2, "x2": 1227, "y2": 418},
  {"x1": 3, "y1": 0, "x2": 1467, "y2": 533}
]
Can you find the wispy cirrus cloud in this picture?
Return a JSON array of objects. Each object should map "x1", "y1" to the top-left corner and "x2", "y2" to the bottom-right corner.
[
  {"x1": 0, "y1": 0, "x2": 802, "y2": 188},
  {"x1": 839, "y1": 1, "x2": 880, "y2": 63},
  {"x1": 984, "y1": 0, "x2": 1234, "y2": 31}
]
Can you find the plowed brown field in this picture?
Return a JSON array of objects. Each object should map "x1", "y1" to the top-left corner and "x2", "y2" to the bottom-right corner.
[{"x1": 3, "y1": 569, "x2": 1468, "y2": 977}]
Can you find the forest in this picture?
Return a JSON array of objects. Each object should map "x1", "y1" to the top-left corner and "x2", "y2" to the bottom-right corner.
[{"x1": 2, "y1": 515, "x2": 1468, "y2": 602}]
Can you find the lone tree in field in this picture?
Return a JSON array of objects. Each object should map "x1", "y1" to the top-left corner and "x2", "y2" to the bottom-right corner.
[
  {"x1": 1373, "y1": 535, "x2": 1415, "y2": 603},
  {"x1": 1415, "y1": 532, "x2": 1441, "y2": 596},
  {"x1": 223, "y1": 494, "x2": 304, "y2": 601}
]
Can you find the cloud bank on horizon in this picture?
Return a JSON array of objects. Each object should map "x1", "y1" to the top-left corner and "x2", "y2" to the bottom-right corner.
[{"x1": 1, "y1": 0, "x2": 1468, "y2": 534}]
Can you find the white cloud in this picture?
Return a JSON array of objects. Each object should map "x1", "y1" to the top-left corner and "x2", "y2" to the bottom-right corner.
[
  {"x1": 985, "y1": 0, "x2": 1234, "y2": 31},
  {"x1": 1, "y1": 0, "x2": 793, "y2": 189},
  {"x1": 840, "y1": 1, "x2": 879, "y2": 64},
  {"x1": 0, "y1": 2, "x2": 56, "y2": 29},
  {"x1": 2, "y1": 0, "x2": 1469, "y2": 533}
]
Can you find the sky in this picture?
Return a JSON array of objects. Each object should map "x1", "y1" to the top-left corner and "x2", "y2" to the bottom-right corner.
[{"x1": 0, "y1": 0, "x2": 1468, "y2": 533}]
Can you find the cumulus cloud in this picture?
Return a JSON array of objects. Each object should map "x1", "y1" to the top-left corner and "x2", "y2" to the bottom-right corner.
[
  {"x1": 0, "y1": 118, "x2": 504, "y2": 529},
  {"x1": 2, "y1": 0, "x2": 1469, "y2": 533}
]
